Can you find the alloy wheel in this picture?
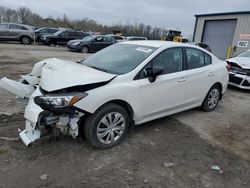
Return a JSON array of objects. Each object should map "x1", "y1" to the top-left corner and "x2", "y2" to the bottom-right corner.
[
  {"x1": 96, "y1": 112, "x2": 125, "y2": 144},
  {"x1": 22, "y1": 37, "x2": 30, "y2": 45},
  {"x1": 208, "y1": 88, "x2": 219, "y2": 109}
]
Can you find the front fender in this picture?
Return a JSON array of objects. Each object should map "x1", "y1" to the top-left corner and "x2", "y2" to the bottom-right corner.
[{"x1": 73, "y1": 82, "x2": 141, "y2": 121}]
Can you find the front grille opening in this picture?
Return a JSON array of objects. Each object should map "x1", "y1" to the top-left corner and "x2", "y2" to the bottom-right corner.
[
  {"x1": 242, "y1": 80, "x2": 250, "y2": 87},
  {"x1": 229, "y1": 75, "x2": 243, "y2": 85}
]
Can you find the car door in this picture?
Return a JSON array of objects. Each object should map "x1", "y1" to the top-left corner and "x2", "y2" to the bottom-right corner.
[
  {"x1": 67, "y1": 31, "x2": 76, "y2": 41},
  {"x1": 0, "y1": 23, "x2": 9, "y2": 39},
  {"x1": 184, "y1": 47, "x2": 215, "y2": 106},
  {"x1": 103, "y1": 36, "x2": 115, "y2": 48},
  {"x1": 8, "y1": 24, "x2": 26, "y2": 39},
  {"x1": 91, "y1": 36, "x2": 105, "y2": 51},
  {"x1": 137, "y1": 47, "x2": 187, "y2": 121},
  {"x1": 57, "y1": 31, "x2": 68, "y2": 45}
]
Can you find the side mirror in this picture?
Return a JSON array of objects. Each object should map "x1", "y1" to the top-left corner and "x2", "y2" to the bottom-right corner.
[{"x1": 144, "y1": 66, "x2": 164, "y2": 83}]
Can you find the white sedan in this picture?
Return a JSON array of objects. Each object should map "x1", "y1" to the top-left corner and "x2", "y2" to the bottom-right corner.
[
  {"x1": 227, "y1": 49, "x2": 250, "y2": 89},
  {"x1": 0, "y1": 41, "x2": 229, "y2": 149}
]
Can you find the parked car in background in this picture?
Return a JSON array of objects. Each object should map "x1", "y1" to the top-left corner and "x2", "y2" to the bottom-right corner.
[
  {"x1": 67, "y1": 35, "x2": 116, "y2": 53},
  {"x1": 227, "y1": 49, "x2": 250, "y2": 89},
  {"x1": 35, "y1": 27, "x2": 59, "y2": 42},
  {"x1": 0, "y1": 41, "x2": 229, "y2": 148},
  {"x1": 105, "y1": 34, "x2": 126, "y2": 42},
  {"x1": 0, "y1": 23, "x2": 34, "y2": 44},
  {"x1": 126, "y1": 36, "x2": 147, "y2": 41},
  {"x1": 41, "y1": 30, "x2": 88, "y2": 46}
]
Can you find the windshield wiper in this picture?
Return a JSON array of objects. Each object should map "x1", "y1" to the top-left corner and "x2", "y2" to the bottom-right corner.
[{"x1": 88, "y1": 65, "x2": 108, "y2": 72}]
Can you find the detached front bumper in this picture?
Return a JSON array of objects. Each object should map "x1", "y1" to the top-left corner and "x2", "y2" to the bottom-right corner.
[
  {"x1": 19, "y1": 96, "x2": 44, "y2": 146},
  {"x1": 229, "y1": 73, "x2": 250, "y2": 89},
  {"x1": 19, "y1": 122, "x2": 41, "y2": 146}
]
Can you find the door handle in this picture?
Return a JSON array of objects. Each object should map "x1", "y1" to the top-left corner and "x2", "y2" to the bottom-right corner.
[
  {"x1": 178, "y1": 78, "x2": 186, "y2": 82},
  {"x1": 208, "y1": 72, "x2": 214, "y2": 76}
]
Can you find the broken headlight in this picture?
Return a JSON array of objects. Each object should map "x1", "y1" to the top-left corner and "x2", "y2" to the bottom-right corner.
[{"x1": 34, "y1": 93, "x2": 87, "y2": 109}]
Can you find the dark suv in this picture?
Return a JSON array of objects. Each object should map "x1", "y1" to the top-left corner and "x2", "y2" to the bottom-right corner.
[
  {"x1": 41, "y1": 30, "x2": 88, "y2": 46},
  {"x1": 0, "y1": 23, "x2": 34, "y2": 44},
  {"x1": 35, "y1": 27, "x2": 59, "y2": 42}
]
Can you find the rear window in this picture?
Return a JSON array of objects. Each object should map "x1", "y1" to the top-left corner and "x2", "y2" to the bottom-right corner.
[{"x1": 186, "y1": 48, "x2": 212, "y2": 69}]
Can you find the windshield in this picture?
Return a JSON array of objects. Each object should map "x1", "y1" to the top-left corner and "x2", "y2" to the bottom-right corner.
[
  {"x1": 82, "y1": 35, "x2": 97, "y2": 41},
  {"x1": 53, "y1": 30, "x2": 63, "y2": 36},
  {"x1": 81, "y1": 43, "x2": 157, "y2": 75},
  {"x1": 237, "y1": 50, "x2": 250, "y2": 58}
]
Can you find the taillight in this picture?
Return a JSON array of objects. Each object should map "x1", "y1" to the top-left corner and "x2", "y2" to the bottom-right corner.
[{"x1": 226, "y1": 64, "x2": 232, "y2": 71}]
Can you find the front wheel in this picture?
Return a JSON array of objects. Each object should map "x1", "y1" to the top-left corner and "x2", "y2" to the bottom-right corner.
[
  {"x1": 84, "y1": 103, "x2": 129, "y2": 149},
  {"x1": 201, "y1": 85, "x2": 220, "y2": 112},
  {"x1": 20, "y1": 36, "x2": 31, "y2": 45},
  {"x1": 80, "y1": 46, "x2": 89, "y2": 53}
]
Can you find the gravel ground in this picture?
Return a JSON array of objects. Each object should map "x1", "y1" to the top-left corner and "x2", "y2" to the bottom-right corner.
[{"x1": 0, "y1": 42, "x2": 249, "y2": 188}]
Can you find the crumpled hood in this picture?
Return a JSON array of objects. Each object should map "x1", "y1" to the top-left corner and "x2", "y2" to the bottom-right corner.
[
  {"x1": 39, "y1": 58, "x2": 116, "y2": 92},
  {"x1": 227, "y1": 57, "x2": 250, "y2": 69}
]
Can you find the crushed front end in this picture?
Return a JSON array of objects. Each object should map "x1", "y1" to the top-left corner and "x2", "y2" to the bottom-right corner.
[
  {"x1": 228, "y1": 63, "x2": 250, "y2": 89},
  {"x1": 19, "y1": 87, "x2": 87, "y2": 146}
]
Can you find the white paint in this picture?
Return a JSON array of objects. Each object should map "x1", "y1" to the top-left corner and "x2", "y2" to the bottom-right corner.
[{"x1": 0, "y1": 41, "x2": 229, "y2": 146}]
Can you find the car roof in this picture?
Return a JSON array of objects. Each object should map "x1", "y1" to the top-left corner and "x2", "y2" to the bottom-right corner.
[
  {"x1": 36, "y1": 27, "x2": 59, "y2": 31},
  {"x1": 121, "y1": 40, "x2": 195, "y2": 48},
  {"x1": 1, "y1": 22, "x2": 33, "y2": 29}
]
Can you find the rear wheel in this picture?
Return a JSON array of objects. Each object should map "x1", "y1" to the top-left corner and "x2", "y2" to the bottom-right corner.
[
  {"x1": 84, "y1": 103, "x2": 129, "y2": 149},
  {"x1": 201, "y1": 85, "x2": 220, "y2": 112},
  {"x1": 20, "y1": 36, "x2": 31, "y2": 45},
  {"x1": 81, "y1": 46, "x2": 89, "y2": 53}
]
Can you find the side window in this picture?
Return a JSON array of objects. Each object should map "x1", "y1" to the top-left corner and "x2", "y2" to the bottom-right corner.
[
  {"x1": 49, "y1": 29, "x2": 57, "y2": 33},
  {"x1": 60, "y1": 32, "x2": 67, "y2": 37},
  {"x1": 204, "y1": 53, "x2": 212, "y2": 65},
  {"x1": 68, "y1": 32, "x2": 76, "y2": 37},
  {"x1": 0, "y1": 24, "x2": 8, "y2": 29},
  {"x1": 114, "y1": 36, "x2": 123, "y2": 40},
  {"x1": 151, "y1": 48, "x2": 183, "y2": 74},
  {"x1": 9, "y1": 24, "x2": 28, "y2": 30},
  {"x1": 104, "y1": 36, "x2": 113, "y2": 42},
  {"x1": 39, "y1": 29, "x2": 48, "y2": 33},
  {"x1": 186, "y1": 48, "x2": 206, "y2": 69},
  {"x1": 77, "y1": 32, "x2": 85, "y2": 37},
  {"x1": 9, "y1": 24, "x2": 19, "y2": 30},
  {"x1": 20, "y1": 26, "x2": 28, "y2": 30},
  {"x1": 95, "y1": 36, "x2": 104, "y2": 42}
]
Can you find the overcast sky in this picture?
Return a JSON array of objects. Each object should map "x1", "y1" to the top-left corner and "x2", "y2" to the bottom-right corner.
[{"x1": 0, "y1": 0, "x2": 249, "y2": 37}]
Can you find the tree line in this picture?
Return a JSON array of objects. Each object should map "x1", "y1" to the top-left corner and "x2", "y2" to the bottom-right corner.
[{"x1": 0, "y1": 6, "x2": 168, "y2": 39}]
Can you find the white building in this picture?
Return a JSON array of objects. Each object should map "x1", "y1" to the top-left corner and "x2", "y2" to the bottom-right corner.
[{"x1": 193, "y1": 11, "x2": 250, "y2": 59}]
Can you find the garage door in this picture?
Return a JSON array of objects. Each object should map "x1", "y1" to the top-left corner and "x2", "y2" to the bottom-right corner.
[{"x1": 202, "y1": 19, "x2": 237, "y2": 59}]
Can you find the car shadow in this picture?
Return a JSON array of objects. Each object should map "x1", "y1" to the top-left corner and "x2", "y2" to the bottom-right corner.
[{"x1": 228, "y1": 85, "x2": 250, "y2": 93}]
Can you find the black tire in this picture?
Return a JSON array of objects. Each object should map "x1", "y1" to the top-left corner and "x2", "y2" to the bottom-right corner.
[
  {"x1": 20, "y1": 36, "x2": 31, "y2": 45},
  {"x1": 81, "y1": 46, "x2": 89, "y2": 53},
  {"x1": 201, "y1": 84, "x2": 220, "y2": 112},
  {"x1": 84, "y1": 103, "x2": 129, "y2": 149}
]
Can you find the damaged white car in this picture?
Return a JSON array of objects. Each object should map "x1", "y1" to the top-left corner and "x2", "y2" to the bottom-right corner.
[
  {"x1": 0, "y1": 41, "x2": 229, "y2": 149},
  {"x1": 227, "y1": 49, "x2": 250, "y2": 89}
]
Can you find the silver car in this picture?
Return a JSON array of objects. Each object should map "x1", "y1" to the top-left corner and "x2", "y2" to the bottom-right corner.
[{"x1": 0, "y1": 23, "x2": 34, "y2": 44}]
